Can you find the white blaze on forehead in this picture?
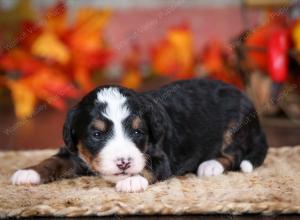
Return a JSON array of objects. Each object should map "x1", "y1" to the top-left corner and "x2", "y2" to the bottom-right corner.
[
  {"x1": 96, "y1": 87, "x2": 145, "y2": 180},
  {"x1": 96, "y1": 87, "x2": 130, "y2": 144},
  {"x1": 97, "y1": 87, "x2": 130, "y2": 122}
]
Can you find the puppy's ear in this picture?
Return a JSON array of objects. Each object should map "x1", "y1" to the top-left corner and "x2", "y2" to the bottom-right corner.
[
  {"x1": 142, "y1": 99, "x2": 173, "y2": 180},
  {"x1": 63, "y1": 106, "x2": 79, "y2": 151},
  {"x1": 143, "y1": 99, "x2": 171, "y2": 146}
]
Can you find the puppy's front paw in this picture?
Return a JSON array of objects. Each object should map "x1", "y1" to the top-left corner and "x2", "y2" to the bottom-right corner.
[
  {"x1": 197, "y1": 160, "x2": 224, "y2": 177},
  {"x1": 11, "y1": 169, "x2": 41, "y2": 185},
  {"x1": 116, "y1": 175, "x2": 148, "y2": 193}
]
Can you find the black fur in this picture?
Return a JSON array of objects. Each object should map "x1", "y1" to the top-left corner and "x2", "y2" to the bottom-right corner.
[{"x1": 57, "y1": 79, "x2": 268, "y2": 182}]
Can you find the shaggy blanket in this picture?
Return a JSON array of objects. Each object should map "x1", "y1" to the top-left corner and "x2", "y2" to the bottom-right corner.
[{"x1": 0, "y1": 147, "x2": 299, "y2": 218}]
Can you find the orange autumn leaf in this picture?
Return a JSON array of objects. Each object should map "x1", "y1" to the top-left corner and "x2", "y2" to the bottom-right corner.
[
  {"x1": 43, "y1": 1, "x2": 67, "y2": 36},
  {"x1": 121, "y1": 43, "x2": 142, "y2": 89},
  {"x1": 245, "y1": 14, "x2": 287, "y2": 72},
  {"x1": 292, "y1": 20, "x2": 300, "y2": 53},
  {"x1": 19, "y1": 21, "x2": 43, "y2": 50},
  {"x1": 75, "y1": 8, "x2": 111, "y2": 35},
  {"x1": 121, "y1": 70, "x2": 142, "y2": 89},
  {"x1": 66, "y1": 8, "x2": 112, "y2": 90},
  {"x1": 74, "y1": 65, "x2": 95, "y2": 92},
  {"x1": 7, "y1": 80, "x2": 36, "y2": 119},
  {"x1": 152, "y1": 25, "x2": 194, "y2": 79},
  {"x1": 68, "y1": 8, "x2": 111, "y2": 53},
  {"x1": 0, "y1": 1, "x2": 112, "y2": 119},
  {"x1": 75, "y1": 49, "x2": 113, "y2": 70},
  {"x1": 201, "y1": 41, "x2": 225, "y2": 73},
  {"x1": 246, "y1": 27, "x2": 270, "y2": 72},
  {"x1": 31, "y1": 31, "x2": 71, "y2": 65},
  {"x1": 0, "y1": 49, "x2": 43, "y2": 76},
  {"x1": 18, "y1": 68, "x2": 80, "y2": 111},
  {"x1": 168, "y1": 26, "x2": 193, "y2": 74},
  {"x1": 152, "y1": 40, "x2": 178, "y2": 75},
  {"x1": 7, "y1": 70, "x2": 93, "y2": 117},
  {"x1": 201, "y1": 41, "x2": 243, "y2": 88},
  {"x1": 28, "y1": 67, "x2": 77, "y2": 92}
]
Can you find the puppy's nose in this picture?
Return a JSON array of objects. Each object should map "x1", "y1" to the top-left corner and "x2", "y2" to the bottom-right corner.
[{"x1": 116, "y1": 158, "x2": 131, "y2": 171}]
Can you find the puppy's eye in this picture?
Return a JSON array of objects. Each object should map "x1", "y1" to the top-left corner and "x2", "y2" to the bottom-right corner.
[
  {"x1": 92, "y1": 131, "x2": 102, "y2": 138},
  {"x1": 133, "y1": 129, "x2": 144, "y2": 136}
]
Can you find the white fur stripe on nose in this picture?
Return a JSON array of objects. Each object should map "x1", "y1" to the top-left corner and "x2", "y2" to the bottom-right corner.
[{"x1": 96, "y1": 87, "x2": 145, "y2": 182}]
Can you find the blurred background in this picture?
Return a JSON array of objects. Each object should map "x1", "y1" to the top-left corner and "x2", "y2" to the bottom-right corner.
[{"x1": 0, "y1": 0, "x2": 300, "y2": 150}]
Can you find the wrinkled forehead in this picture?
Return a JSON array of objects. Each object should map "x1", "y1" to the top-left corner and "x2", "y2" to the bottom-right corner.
[{"x1": 96, "y1": 87, "x2": 131, "y2": 121}]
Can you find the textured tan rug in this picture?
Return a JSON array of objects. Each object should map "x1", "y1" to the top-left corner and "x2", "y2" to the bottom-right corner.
[{"x1": 0, "y1": 147, "x2": 299, "y2": 218}]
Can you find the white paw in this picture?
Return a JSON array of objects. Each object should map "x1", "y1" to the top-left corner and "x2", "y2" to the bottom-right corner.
[
  {"x1": 197, "y1": 160, "x2": 224, "y2": 177},
  {"x1": 116, "y1": 175, "x2": 148, "y2": 193},
  {"x1": 11, "y1": 169, "x2": 41, "y2": 185},
  {"x1": 240, "y1": 160, "x2": 253, "y2": 173}
]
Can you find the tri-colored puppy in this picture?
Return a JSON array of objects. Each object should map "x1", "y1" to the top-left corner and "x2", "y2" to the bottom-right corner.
[{"x1": 11, "y1": 79, "x2": 268, "y2": 192}]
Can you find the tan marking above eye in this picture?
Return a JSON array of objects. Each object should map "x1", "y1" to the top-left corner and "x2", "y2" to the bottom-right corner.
[
  {"x1": 132, "y1": 117, "x2": 142, "y2": 130},
  {"x1": 93, "y1": 120, "x2": 106, "y2": 132}
]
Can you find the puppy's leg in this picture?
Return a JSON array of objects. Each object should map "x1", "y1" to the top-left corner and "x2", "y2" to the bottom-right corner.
[
  {"x1": 197, "y1": 124, "x2": 239, "y2": 177},
  {"x1": 11, "y1": 148, "x2": 78, "y2": 185},
  {"x1": 197, "y1": 148, "x2": 239, "y2": 177},
  {"x1": 197, "y1": 120, "x2": 267, "y2": 177}
]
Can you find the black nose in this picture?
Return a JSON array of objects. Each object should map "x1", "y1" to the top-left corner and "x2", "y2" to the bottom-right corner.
[{"x1": 116, "y1": 158, "x2": 131, "y2": 171}]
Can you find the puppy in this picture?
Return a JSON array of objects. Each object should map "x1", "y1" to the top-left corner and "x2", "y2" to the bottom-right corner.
[{"x1": 11, "y1": 79, "x2": 268, "y2": 192}]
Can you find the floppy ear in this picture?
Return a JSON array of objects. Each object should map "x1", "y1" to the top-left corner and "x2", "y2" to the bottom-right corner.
[
  {"x1": 142, "y1": 98, "x2": 171, "y2": 146},
  {"x1": 63, "y1": 106, "x2": 79, "y2": 152},
  {"x1": 141, "y1": 98, "x2": 173, "y2": 180}
]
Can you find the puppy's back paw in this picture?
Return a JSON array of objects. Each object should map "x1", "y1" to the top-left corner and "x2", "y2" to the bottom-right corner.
[
  {"x1": 240, "y1": 160, "x2": 253, "y2": 173},
  {"x1": 11, "y1": 169, "x2": 41, "y2": 185},
  {"x1": 197, "y1": 160, "x2": 224, "y2": 177}
]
